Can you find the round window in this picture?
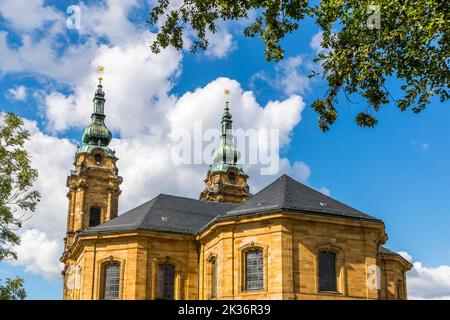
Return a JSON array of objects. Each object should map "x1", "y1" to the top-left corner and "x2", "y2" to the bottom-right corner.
[{"x1": 94, "y1": 153, "x2": 102, "y2": 163}]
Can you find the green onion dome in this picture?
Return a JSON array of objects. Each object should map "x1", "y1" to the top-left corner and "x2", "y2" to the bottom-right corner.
[
  {"x1": 78, "y1": 79, "x2": 114, "y2": 156},
  {"x1": 209, "y1": 99, "x2": 246, "y2": 175},
  {"x1": 82, "y1": 121, "x2": 112, "y2": 146}
]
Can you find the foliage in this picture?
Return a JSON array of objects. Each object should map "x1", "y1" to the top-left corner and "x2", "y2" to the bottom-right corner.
[
  {"x1": 148, "y1": 0, "x2": 449, "y2": 130},
  {"x1": 0, "y1": 112, "x2": 40, "y2": 261},
  {"x1": 0, "y1": 277, "x2": 26, "y2": 300}
]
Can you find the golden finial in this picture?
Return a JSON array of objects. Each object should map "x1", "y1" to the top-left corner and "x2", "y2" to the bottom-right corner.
[
  {"x1": 97, "y1": 65, "x2": 104, "y2": 83},
  {"x1": 224, "y1": 89, "x2": 230, "y2": 107}
]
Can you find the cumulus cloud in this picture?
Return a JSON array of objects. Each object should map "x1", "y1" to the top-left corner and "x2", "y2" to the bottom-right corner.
[
  {"x1": 0, "y1": 0, "x2": 62, "y2": 31},
  {"x1": 398, "y1": 252, "x2": 450, "y2": 300},
  {"x1": 22, "y1": 120, "x2": 77, "y2": 234},
  {"x1": 11, "y1": 229, "x2": 63, "y2": 280},
  {"x1": 250, "y1": 55, "x2": 314, "y2": 96},
  {"x1": 204, "y1": 27, "x2": 237, "y2": 59},
  {"x1": 6, "y1": 85, "x2": 27, "y2": 101},
  {"x1": 291, "y1": 161, "x2": 311, "y2": 182},
  {"x1": 112, "y1": 76, "x2": 306, "y2": 211},
  {"x1": 43, "y1": 36, "x2": 181, "y2": 135}
]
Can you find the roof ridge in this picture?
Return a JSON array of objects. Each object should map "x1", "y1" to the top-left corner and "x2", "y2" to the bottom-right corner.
[
  {"x1": 250, "y1": 173, "x2": 288, "y2": 198},
  {"x1": 283, "y1": 174, "x2": 365, "y2": 210},
  {"x1": 158, "y1": 193, "x2": 238, "y2": 207},
  {"x1": 280, "y1": 174, "x2": 289, "y2": 208},
  {"x1": 135, "y1": 194, "x2": 161, "y2": 228}
]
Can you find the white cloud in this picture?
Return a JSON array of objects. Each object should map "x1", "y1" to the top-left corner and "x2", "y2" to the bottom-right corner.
[
  {"x1": 310, "y1": 31, "x2": 325, "y2": 55},
  {"x1": 276, "y1": 56, "x2": 312, "y2": 96},
  {"x1": 11, "y1": 229, "x2": 63, "y2": 280},
  {"x1": 22, "y1": 119, "x2": 77, "y2": 237},
  {"x1": 43, "y1": 36, "x2": 181, "y2": 136},
  {"x1": 318, "y1": 186, "x2": 331, "y2": 196},
  {"x1": 113, "y1": 77, "x2": 306, "y2": 211},
  {"x1": 7, "y1": 85, "x2": 27, "y2": 101},
  {"x1": 0, "y1": 0, "x2": 62, "y2": 31},
  {"x1": 250, "y1": 55, "x2": 313, "y2": 96},
  {"x1": 204, "y1": 27, "x2": 237, "y2": 59},
  {"x1": 77, "y1": 0, "x2": 144, "y2": 46},
  {"x1": 291, "y1": 161, "x2": 310, "y2": 182},
  {"x1": 398, "y1": 251, "x2": 413, "y2": 262},
  {"x1": 5, "y1": 119, "x2": 75, "y2": 279},
  {"x1": 399, "y1": 252, "x2": 450, "y2": 300}
]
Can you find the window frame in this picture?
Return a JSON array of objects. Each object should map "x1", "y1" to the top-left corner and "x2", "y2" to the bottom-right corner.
[
  {"x1": 318, "y1": 251, "x2": 338, "y2": 293},
  {"x1": 156, "y1": 263, "x2": 176, "y2": 300},
  {"x1": 244, "y1": 248, "x2": 264, "y2": 291},
  {"x1": 101, "y1": 262, "x2": 121, "y2": 300}
]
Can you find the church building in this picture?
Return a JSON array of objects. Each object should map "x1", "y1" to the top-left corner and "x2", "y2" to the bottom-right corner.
[{"x1": 61, "y1": 78, "x2": 412, "y2": 300}]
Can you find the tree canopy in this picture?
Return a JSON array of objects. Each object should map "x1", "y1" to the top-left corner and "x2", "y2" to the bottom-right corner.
[
  {"x1": 148, "y1": 0, "x2": 449, "y2": 131},
  {"x1": 0, "y1": 112, "x2": 41, "y2": 300},
  {"x1": 0, "y1": 278, "x2": 26, "y2": 300}
]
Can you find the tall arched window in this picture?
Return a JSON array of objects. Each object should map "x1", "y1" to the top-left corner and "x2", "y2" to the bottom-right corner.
[
  {"x1": 89, "y1": 206, "x2": 101, "y2": 227},
  {"x1": 157, "y1": 263, "x2": 175, "y2": 300},
  {"x1": 245, "y1": 249, "x2": 263, "y2": 291},
  {"x1": 318, "y1": 251, "x2": 337, "y2": 292},
  {"x1": 210, "y1": 257, "x2": 217, "y2": 299},
  {"x1": 102, "y1": 263, "x2": 120, "y2": 300}
]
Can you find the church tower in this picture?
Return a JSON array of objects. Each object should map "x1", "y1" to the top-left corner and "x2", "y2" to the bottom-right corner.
[
  {"x1": 200, "y1": 91, "x2": 250, "y2": 204},
  {"x1": 64, "y1": 71, "x2": 122, "y2": 251}
]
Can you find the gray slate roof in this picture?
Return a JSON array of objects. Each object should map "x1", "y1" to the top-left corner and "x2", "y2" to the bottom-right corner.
[
  {"x1": 83, "y1": 174, "x2": 380, "y2": 236},
  {"x1": 83, "y1": 194, "x2": 236, "y2": 235},
  {"x1": 223, "y1": 175, "x2": 379, "y2": 221},
  {"x1": 379, "y1": 246, "x2": 413, "y2": 266}
]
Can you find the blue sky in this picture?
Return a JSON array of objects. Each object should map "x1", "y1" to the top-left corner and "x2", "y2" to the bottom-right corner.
[{"x1": 0, "y1": 0, "x2": 449, "y2": 300}]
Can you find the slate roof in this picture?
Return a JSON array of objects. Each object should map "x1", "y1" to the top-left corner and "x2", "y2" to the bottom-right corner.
[
  {"x1": 379, "y1": 246, "x2": 413, "y2": 267},
  {"x1": 82, "y1": 194, "x2": 236, "y2": 235},
  {"x1": 82, "y1": 174, "x2": 381, "y2": 236},
  {"x1": 222, "y1": 175, "x2": 379, "y2": 221},
  {"x1": 379, "y1": 246, "x2": 398, "y2": 255}
]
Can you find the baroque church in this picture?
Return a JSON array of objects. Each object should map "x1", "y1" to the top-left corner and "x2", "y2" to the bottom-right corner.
[{"x1": 61, "y1": 77, "x2": 412, "y2": 300}]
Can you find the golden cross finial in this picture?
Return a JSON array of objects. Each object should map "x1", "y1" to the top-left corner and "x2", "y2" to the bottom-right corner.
[{"x1": 97, "y1": 65, "x2": 104, "y2": 82}]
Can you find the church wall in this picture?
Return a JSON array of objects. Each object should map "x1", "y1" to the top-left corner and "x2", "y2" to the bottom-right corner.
[
  {"x1": 199, "y1": 217, "x2": 286, "y2": 299},
  {"x1": 64, "y1": 232, "x2": 199, "y2": 300},
  {"x1": 198, "y1": 213, "x2": 385, "y2": 300},
  {"x1": 290, "y1": 216, "x2": 381, "y2": 299},
  {"x1": 379, "y1": 255, "x2": 409, "y2": 300}
]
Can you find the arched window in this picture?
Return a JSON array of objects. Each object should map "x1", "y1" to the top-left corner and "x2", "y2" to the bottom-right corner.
[
  {"x1": 89, "y1": 206, "x2": 101, "y2": 227},
  {"x1": 157, "y1": 263, "x2": 175, "y2": 300},
  {"x1": 245, "y1": 249, "x2": 263, "y2": 291},
  {"x1": 210, "y1": 257, "x2": 217, "y2": 299},
  {"x1": 102, "y1": 263, "x2": 120, "y2": 300},
  {"x1": 318, "y1": 251, "x2": 337, "y2": 292}
]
